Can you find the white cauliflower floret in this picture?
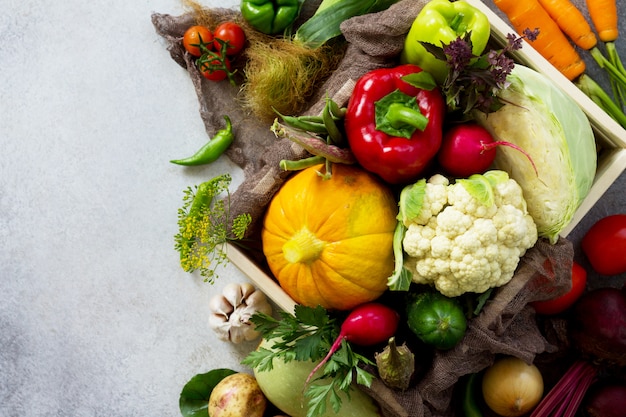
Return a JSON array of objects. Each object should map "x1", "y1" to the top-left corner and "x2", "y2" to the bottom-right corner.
[
  {"x1": 400, "y1": 170, "x2": 538, "y2": 297},
  {"x1": 403, "y1": 224, "x2": 434, "y2": 258},
  {"x1": 403, "y1": 175, "x2": 449, "y2": 226},
  {"x1": 436, "y1": 207, "x2": 474, "y2": 238},
  {"x1": 492, "y1": 176, "x2": 528, "y2": 210},
  {"x1": 447, "y1": 181, "x2": 498, "y2": 218}
]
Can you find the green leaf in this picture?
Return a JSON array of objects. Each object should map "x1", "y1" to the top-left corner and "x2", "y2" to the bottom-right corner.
[
  {"x1": 329, "y1": 341, "x2": 352, "y2": 367},
  {"x1": 179, "y1": 368, "x2": 237, "y2": 417},
  {"x1": 387, "y1": 221, "x2": 412, "y2": 291},
  {"x1": 458, "y1": 174, "x2": 495, "y2": 207},
  {"x1": 240, "y1": 348, "x2": 276, "y2": 372},
  {"x1": 293, "y1": 332, "x2": 326, "y2": 362},
  {"x1": 483, "y1": 170, "x2": 510, "y2": 187},
  {"x1": 402, "y1": 71, "x2": 437, "y2": 91},
  {"x1": 339, "y1": 368, "x2": 354, "y2": 390},
  {"x1": 305, "y1": 383, "x2": 334, "y2": 417},
  {"x1": 247, "y1": 312, "x2": 280, "y2": 335},
  {"x1": 419, "y1": 40, "x2": 448, "y2": 62},
  {"x1": 473, "y1": 288, "x2": 494, "y2": 316},
  {"x1": 398, "y1": 179, "x2": 427, "y2": 223},
  {"x1": 294, "y1": 304, "x2": 330, "y2": 327},
  {"x1": 355, "y1": 367, "x2": 374, "y2": 387}
]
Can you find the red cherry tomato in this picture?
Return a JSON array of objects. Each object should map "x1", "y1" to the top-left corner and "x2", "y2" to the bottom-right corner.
[
  {"x1": 531, "y1": 261, "x2": 588, "y2": 315},
  {"x1": 182, "y1": 25, "x2": 213, "y2": 57},
  {"x1": 213, "y1": 22, "x2": 246, "y2": 56},
  {"x1": 581, "y1": 214, "x2": 626, "y2": 275},
  {"x1": 199, "y1": 55, "x2": 231, "y2": 82}
]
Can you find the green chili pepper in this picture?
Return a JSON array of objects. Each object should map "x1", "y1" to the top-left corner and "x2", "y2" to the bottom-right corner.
[
  {"x1": 400, "y1": 0, "x2": 490, "y2": 84},
  {"x1": 170, "y1": 116, "x2": 234, "y2": 166},
  {"x1": 240, "y1": 0, "x2": 301, "y2": 35}
]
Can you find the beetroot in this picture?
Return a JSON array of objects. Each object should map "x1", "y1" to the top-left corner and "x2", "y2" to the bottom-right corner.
[
  {"x1": 584, "y1": 384, "x2": 626, "y2": 417},
  {"x1": 570, "y1": 287, "x2": 626, "y2": 367},
  {"x1": 531, "y1": 287, "x2": 626, "y2": 416}
]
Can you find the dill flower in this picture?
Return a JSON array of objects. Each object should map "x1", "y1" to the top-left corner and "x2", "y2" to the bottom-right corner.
[{"x1": 174, "y1": 174, "x2": 251, "y2": 283}]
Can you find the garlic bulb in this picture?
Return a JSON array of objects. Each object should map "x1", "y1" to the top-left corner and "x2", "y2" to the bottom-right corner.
[{"x1": 208, "y1": 283, "x2": 272, "y2": 343}]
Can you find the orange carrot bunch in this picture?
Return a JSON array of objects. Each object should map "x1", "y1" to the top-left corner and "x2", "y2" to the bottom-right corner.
[
  {"x1": 493, "y1": 0, "x2": 586, "y2": 80},
  {"x1": 494, "y1": 0, "x2": 626, "y2": 128}
]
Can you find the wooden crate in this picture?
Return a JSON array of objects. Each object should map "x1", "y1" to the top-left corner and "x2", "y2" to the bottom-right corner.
[
  {"x1": 228, "y1": 0, "x2": 626, "y2": 310},
  {"x1": 466, "y1": 0, "x2": 626, "y2": 236}
]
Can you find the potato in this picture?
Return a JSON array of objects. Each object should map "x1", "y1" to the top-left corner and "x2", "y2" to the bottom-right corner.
[
  {"x1": 208, "y1": 373, "x2": 267, "y2": 417},
  {"x1": 253, "y1": 338, "x2": 382, "y2": 417}
]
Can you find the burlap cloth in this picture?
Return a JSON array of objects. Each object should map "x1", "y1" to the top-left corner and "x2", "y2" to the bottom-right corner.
[{"x1": 152, "y1": 2, "x2": 574, "y2": 416}]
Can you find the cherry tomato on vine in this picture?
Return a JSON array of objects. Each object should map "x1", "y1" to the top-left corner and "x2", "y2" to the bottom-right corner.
[
  {"x1": 182, "y1": 25, "x2": 213, "y2": 57},
  {"x1": 213, "y1": 22, "x2": 246, "y2": 56},
  {"x1": 199, "y1": 55, "x2": 231, "y2": 82},
  {"x1": 530, "y1": 261, "x2": 587, "y2": 315},
  {"x1": 581, "y1": 214, "x2": 626, "y2": 275}
]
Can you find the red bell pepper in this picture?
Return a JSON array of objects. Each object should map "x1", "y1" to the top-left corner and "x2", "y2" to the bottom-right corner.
[{"x1": 344, "y1": 64, "x2": 445, "y2": 184}]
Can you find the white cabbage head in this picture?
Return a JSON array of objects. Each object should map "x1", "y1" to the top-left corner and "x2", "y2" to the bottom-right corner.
[{"x1": 474, "y1": 65, "x2": 597, "y2": 243}]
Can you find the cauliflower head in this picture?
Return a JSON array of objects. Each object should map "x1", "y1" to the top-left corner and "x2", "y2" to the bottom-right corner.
[{"x1": 400, "y1": 170, "x2": 538, "y2": 297}]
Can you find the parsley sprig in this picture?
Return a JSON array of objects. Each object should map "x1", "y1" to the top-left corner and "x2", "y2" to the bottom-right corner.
[
  {"x1": 242, "y1": 305, "x2": 375, "y2": 417},
  {"x1": 174, "y1": 173, "x2": 251, "y2": 283}
]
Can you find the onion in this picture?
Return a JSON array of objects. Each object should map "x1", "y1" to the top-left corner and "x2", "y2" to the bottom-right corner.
[{"x1": 481, "y1": 356, "x2": 544, "y2": 417}]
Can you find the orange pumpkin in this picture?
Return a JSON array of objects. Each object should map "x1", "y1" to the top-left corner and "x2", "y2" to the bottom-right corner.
[{"x1": 261, "y1": 164, "x2": 398, "y2": 310}]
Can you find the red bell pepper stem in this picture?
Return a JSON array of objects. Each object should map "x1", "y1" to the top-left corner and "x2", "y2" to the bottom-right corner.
[{"x1": 385, "y1": 102, "x2": 429, "y2": 131}]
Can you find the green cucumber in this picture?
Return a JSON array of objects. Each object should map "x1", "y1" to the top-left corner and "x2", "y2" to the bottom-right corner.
[{"x1": 294, "y1": 0, "x2": 401, "y2": 47}]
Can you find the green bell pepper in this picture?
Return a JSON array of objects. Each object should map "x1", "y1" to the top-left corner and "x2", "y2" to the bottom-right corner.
[
  {"x1": 240, "y1": 0, "x2": 301, "y2": 35},
  {"x1": 400, "y1": 0, "x2": 490, "y2": 84}
]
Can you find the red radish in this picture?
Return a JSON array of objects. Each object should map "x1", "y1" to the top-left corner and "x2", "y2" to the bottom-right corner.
[
  {"x1": 531, "y1": 287, "x2": 626, "y2": 417},
  {"x1": 304, "y1": 302, "x2": 399, "y2": 386},
  {"x1": 437, "y1": 123, "x2": 538, "y2": 178},
  {"x1": 584, "y1": 383, "x2": 626, "y2": 417}
]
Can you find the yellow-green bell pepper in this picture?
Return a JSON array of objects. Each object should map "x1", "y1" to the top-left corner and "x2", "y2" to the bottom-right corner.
[{"x1": 401, "y1": 0, "x2": 490, "y2": 84}]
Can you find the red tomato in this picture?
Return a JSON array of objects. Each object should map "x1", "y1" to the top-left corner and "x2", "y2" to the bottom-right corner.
[
  {"x1": 199, "y1": 55, "x2": 231, "y2": 82},
  {"x1": 581, "y1": 214, "x2": 626, "y2": 275},
  {"x1": 182, "y1": 25, "x2": 213, "y2": 57},
  {"x1": 213, "y1": 22, "x2": 246, "y2": 56},
  {"x1": 531, "y1": 261, "x2": 588, "y2": 315}
]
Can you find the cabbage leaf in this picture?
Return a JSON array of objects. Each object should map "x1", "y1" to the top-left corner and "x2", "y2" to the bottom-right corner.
[{"x1": 474, "y1": 65, "x2": 597, "y2": 243}]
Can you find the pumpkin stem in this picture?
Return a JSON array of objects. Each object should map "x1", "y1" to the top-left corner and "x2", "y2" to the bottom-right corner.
[{"x1": 282, "y1": 227, "x2": 326, "y2": 264}]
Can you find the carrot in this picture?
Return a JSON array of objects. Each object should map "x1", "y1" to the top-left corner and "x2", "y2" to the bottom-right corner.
[
  {"x1": 585, "y1": 0, "x2": 619, "y2": 42},
  {"x1": 536, "y1": 0, "x2": 625, "y2": 90},
  {"x1": 585, "y1": 0, "x2": 624, "y2": 106},
  {"x1": 493, "y1": 0, "x2": 586, "y2": 80},
  {"x1": 537, "y1": 0, "x2": 597, "y2": 50}
]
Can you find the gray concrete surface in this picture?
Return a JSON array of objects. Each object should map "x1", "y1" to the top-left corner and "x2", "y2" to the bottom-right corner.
[{"x1": 1, "y1": 1, "x2": 624, "y2": 417}]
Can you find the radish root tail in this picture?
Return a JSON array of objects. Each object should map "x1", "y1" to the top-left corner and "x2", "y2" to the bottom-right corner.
[{"x1": 482, "y1": 140, "x2": 540, "y2": 177}]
